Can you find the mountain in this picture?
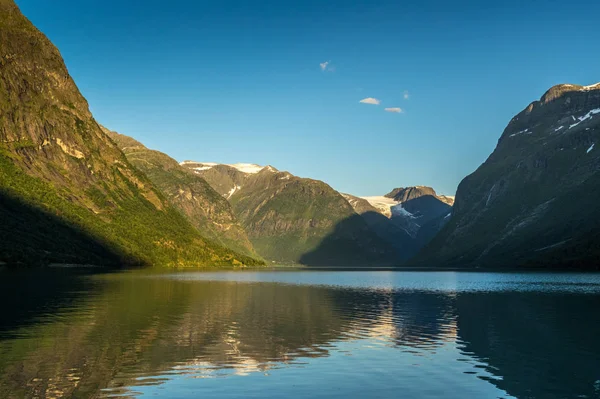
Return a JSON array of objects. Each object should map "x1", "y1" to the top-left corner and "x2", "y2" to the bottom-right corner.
[
  {"x1": 385, "y1": 186, "x2": 438, "y2": 202},
  {"x1": 341, "y1": 194, "x2": 416, "y2": 260},
  {"x1": 182, "y1": 162, "x2": 400, "y2": 265},
  {"x1": 345, "y1": 187, "x2": 453, "y2": 258},
  {"x1": 0, "y1": 0, "x2": 260, "y2": 267},
  {"x1": 415, "y1": 83, "x2": 600, "y2": 269},
  {"x1": 102, "y1": 128, "x2": 259, "y2": 259}
]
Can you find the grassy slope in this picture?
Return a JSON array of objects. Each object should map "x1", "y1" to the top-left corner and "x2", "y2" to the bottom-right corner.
[
  {"x1": 0, "y1": 0, "x2": 261, "y2": 267},
  {"x1": 104, "y1": 128, "x2": 260, "y2": 259},
  {"x1": 229, "y1": 170, "x2": 398, "y2": 265}
]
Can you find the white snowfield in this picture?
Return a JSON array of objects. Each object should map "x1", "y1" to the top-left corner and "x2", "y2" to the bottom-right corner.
[
  {"x1": 359, "y1": 196, "x2": 419, "y2": 219},
  {"x1": 180, "y1": 161, "x2": 271, "y2": 174},
  {"x1": 360, "y1": 196, "x2": 398, "y2": 217},
  {"x1": 391, "y1": 205, "x2": 417, "y2": 219},
  {"x1": 228, "y1": 163, "x2": 267, "y2": 174}
]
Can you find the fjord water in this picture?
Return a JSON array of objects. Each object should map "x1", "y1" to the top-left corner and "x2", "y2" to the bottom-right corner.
[{"x1": 1, "y1": 271, "x2": 599, "y2": 398}]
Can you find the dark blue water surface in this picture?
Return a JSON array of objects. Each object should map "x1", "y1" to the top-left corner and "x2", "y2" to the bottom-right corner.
[{"x1": 1, "y1": 271, "x2": 599, "y2": 398}]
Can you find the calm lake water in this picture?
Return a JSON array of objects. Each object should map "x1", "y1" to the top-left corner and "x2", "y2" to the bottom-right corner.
[{"x1": 1, "y1": 270, "x2": 600, "y2": 399}]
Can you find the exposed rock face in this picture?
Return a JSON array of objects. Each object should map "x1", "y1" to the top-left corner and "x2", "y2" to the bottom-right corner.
[
  {"x1": 103, "y1": 129, "x2": 259, "y2": 259},
  {"x1": 415, "y1": 83, "x2": 600, "y2": 269},
  {"x1": 385, "y1": 186, "x2": 438, "y2": 203},
  {"x1": 0, "y1": 0, "x2": 260, "y2": 267},
  {"x1": 183, "y1": 162, "x2": 400, "y2": 265}
]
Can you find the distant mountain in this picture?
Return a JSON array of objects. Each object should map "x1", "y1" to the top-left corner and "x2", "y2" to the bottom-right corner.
[
  {"x1": 415, "y1": 83, "x2": 600, "y2": 269},
  {"x1": 341, "y1": 194, "x2": 416, "y2": 260},
  {"x1": 344, "y1": 187, "x2": 453, "y2": 257},
  {"x1": 0, "y1": 0, "x2": 260, "y2": 267},
  {"x1": 182, "y1": 162, "x2": 400, "y2": 265},
  {"x1": 103, "y1": 129, "x2": 259, "y2": 259}
]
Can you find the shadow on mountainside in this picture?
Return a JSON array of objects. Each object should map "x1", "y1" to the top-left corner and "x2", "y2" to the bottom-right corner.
[
  {"x1": 399, "y1": 195, "x2": 451, "y2": 224},
  {"x1": 355, "y1": 211, "x2": 418, "y2": 261},
  {"x1": 0, "y1": 189, "x2": 129, "y2": 267},
  {"x1": 298, "y1": 213, "x2": 401, "y2": 267}
]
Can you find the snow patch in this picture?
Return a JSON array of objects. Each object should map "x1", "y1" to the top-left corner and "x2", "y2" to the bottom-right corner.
[
  {"x1": 569, "y1": 108, "x2": 600, "y2": 129},
  {"x1": 554, "y1": 126, "x2": 564, "y2": 132},
  {"x1": 228, "y1": 163, "x2": 266, "y2": 174},
  {"x1": 391, "y1": 204, "x2": 417, "y2": 219},
  {"x1": 581, "y1": 82, "x2": 600, "y2": 91},
  {"x1": 226, "y1": 185, "x2": 241, "y2": 199},
  {"x1": 181, "y1": 161, "x2": 269, "y2": 174},
  {"x1": 587, "y1": 143, "x2": 595, "y2": 154},
  {"x1": 509, "y1": 128, "x2": 529, "y2": 138}
]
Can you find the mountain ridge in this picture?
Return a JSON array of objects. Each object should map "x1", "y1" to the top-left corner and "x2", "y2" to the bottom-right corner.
[
  {"x1": 182, "y1": 160, "x2": 402, "y2": 265},
  {"x1": 0, "y1": 1, "x2": 261, "y2": 267},
  {"x1": 103, "y1": 129, "x2": 260, "y2": 259},
  {"x1": 414, "y1": 81, "x2": 600, "y2": 269}
]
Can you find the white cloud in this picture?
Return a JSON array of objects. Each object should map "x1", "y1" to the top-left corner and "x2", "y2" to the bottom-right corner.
[
  {"x1": 385, "y1": 107, "x2": 403, "y2": 113},
  {"x1": 320, "y1": 61, "x2": 331, "y2": 71},
  {"x1": 359, "y1": 97, "x2": 381, "y2": 105},
  {"x1": 403, "y1": 90, "x2": 410, "y2": 100}
]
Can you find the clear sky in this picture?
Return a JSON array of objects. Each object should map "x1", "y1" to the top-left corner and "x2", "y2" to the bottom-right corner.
[{"x1": 16, "y1": 0, "x2": 600, "y2": 196}]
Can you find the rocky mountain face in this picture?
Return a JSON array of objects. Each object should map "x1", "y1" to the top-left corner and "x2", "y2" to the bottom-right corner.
[
  {"x1": 182, "y1": 162, "x2": 400, "y2": 265},
  {"x1": 345, "y1": 187, "x2": 453, "y2": 258},
  {"x1": 0, "y1": 0, "x2": 260, "y2": 267},
  {"x1": 385, "y1": 186, "x2": 437, "y2": 202},
  {"x1": 415, "y1": 83, "x2": 600, "y2": 268},
  {"x1": 102, "y1": 129, "x2": 259, "y2": 259}
]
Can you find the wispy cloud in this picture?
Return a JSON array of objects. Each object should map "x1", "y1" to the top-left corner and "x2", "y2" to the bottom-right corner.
[
  {"x1": 403, "y1": 90, "x2": 410, "y2": 100},
  {"x1": 320, "y1": 61, "x2": 334, "y2": 72},
  {"x1": 385, "y1": 107, "x2": 403, "y2": 113},
  {"x1": 359, "y1": 97, "x2": 381, "y2": 105}
]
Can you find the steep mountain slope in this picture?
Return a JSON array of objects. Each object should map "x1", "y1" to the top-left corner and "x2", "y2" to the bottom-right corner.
[
  {"x1": 183, "y1": 162, "x2": 399, "y2": 265},
  {"x1": 342, "y1": 194, "x2": 415, "y2": 260},
  {"x1": 0, "y1": 0, "x2": 260, "y2": 267},
  {"x1": 344, "y1": 187, "x2": 453, "y2": 258},
  {"x1": 181, "y1": 161, "x2": 274, "y2": 198},
  {"x1": 416, "y1": 83, "x2": 600, "y2": 269},
  {"x1": 103, "y1": 128, "x2": 259, "y2": 259}
]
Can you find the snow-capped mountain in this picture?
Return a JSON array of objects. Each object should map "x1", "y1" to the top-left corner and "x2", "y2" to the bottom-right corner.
[
  {"x1": 181, "y1": 161, "x2": 276, "y2": 175},
  {"x1": 181, "y1": 161, "x2": 400, "y2": 265},
  {"x1": 344, "y1": 186, "x2": 455, "y2": 259}
]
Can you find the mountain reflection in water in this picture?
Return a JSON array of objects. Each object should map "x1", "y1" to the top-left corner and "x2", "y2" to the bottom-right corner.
[{"x1": 0, "y1": 271, "x2": 599, "y2": 399}]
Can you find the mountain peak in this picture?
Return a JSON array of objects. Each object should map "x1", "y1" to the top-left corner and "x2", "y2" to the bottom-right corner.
[
  {"x1": 539, "y1": 82, "x2": 600, "y2": 105},
  {"x1": 502, "y1": 81, "x2": 600, "y2": 140},
  {"x1": 384, "y1": 186, "x2": 437, "y2": 202},
  {"x1": 180, "y1": 161, "x2": 277, "y2": 174}
]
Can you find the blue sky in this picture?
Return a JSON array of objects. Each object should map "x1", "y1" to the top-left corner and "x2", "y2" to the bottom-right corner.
[{"x1": 16, "y1": 0, "x2": 600, "y2": 196}]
